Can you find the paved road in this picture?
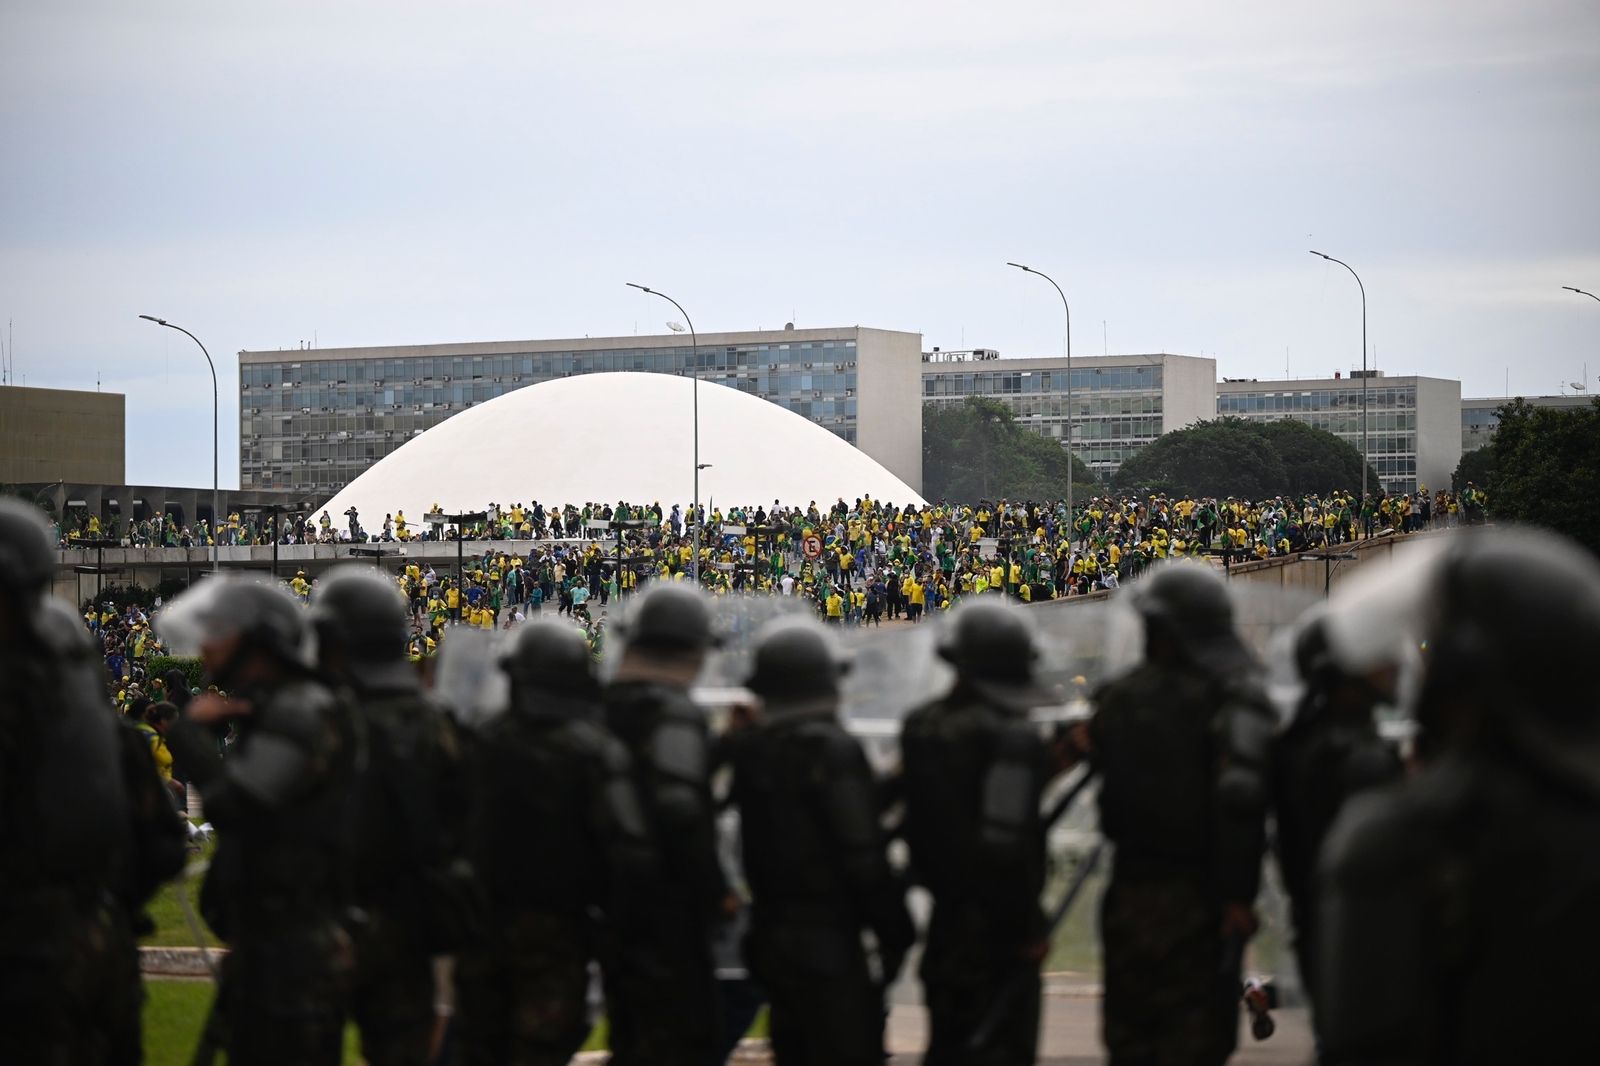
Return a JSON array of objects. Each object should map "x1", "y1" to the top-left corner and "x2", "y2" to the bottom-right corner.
[{"x1": 884, "y1": 984, "x2": 1314, "y2": 1066}]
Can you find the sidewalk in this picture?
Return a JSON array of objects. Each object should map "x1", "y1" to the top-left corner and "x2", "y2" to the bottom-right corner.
[{"x1": 885, "y1": 979, "x2": 1315, "y2": 1066}]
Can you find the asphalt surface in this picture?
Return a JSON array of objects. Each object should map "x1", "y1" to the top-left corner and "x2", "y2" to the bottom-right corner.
[{"x1": 884, "y1": 981, "x2": 1315, "y2": 1066}]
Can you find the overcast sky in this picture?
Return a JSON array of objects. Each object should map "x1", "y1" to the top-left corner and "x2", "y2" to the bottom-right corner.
[{"x1": 3, "y1": 1, "x2": 1597, "y2": 487}]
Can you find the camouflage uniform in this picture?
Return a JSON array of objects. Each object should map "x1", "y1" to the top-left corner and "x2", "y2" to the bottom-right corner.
[
  {"x1": 168, "y1": 676, "x2": 356, "y2": 1066},
  {"x1": 902, "y1": 692, "x2": 1052, "y2": 1066},
  {"x1": 0, "y1": 563, "x2": 145, "y2": 1066},
  {"x1": 729, "y1": 621, "x2": 914, "y2": 1066},
  {"x1": 344, "y1": 688, "x2": 469, "y2": 1066},
  {"x1": 603, "y1": 679, "x2": 728, "y2": 1066},
  {"x1": 457, "y1": 620, "x2": 654, "y2": 1066},
  {"x1": 1090, "y1": 663, "x2": 1272, "y2": 1066},
  {"x1": 1317, "y1": 529, "x2": 1600, "y2": 1065}
]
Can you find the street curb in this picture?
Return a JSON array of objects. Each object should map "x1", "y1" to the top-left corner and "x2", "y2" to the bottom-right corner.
[{"x1": 140, "y1": 945, "x2": 224, "y2": 977}]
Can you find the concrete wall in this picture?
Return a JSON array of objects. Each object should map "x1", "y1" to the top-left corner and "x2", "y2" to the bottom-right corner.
[
  {"x1": 1415, "y1": 376, "x2": 1462, "y2": 493},
  {"x1": 0, "y1": 385, "x2": 125, "y2": 483},
  {"x1": 855, "y1": 327, "x2": 925, "y2": 495},
  {"x1": 1160, "y1": 355, "x2": 1218, "y2": 431},
  {"x1": 1222, "y1": 529, "x2": 1441, "y2": 597}
]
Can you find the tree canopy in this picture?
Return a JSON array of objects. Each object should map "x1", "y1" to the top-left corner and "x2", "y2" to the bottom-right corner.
[
  {"x1": 1470, "y1": 397, "x2": 1600, "y2": 556},
  {"x1": 922, "y1": 397, "x2": 1097, "y2": 504},
  {"x1": 1112, "y1": 417, "x2": 1380, "y2": 499}
]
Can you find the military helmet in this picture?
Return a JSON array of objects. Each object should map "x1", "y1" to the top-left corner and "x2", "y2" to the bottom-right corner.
[
  {"x1": 937, "y1": 599, "x2": 1055, "y2": 710},
  {"x1": 745, "y1": 617, "x2": 849, "y2": 713},
  {"x1": 1293, "y1": 609, "x2": 1337, "y2": 683},
  {"x1": 617, "y1": 582, "x2": 719, "y2": 652},
  {"x1": 1132, "y1": 561, "x2": 1233, "y2": 632},
  {"x1": 505, "y1": 618, "x2": 598, "y2": 702},
  {"x1": 308, "y1": 565, "x2": 410, "y2": 659},
  {"x1": 1419, "y1": 526, "x2": 1600, "y2": 795},
  {"x1": 157, "y1": 575, "x2": 306, "y2": 675},
  {"x1": 0, "y1": 498, "x2": 55, "y2": 599},
  {"x1": 1129, "y1": 561, "x2": 1251, "y2": 671},
  {"x1": 308, "y1": 564, "x2": 415, "y2": 690}
]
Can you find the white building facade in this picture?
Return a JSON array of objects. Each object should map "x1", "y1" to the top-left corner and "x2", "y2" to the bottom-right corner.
[
  {"x1": 1461, "y1": 393, "x2": 1592, "y2": 451},
  {"x1": 1217, "y1": 372, "x2": 1462, "y2": 494},
  {"x1": 240, "y1": 326, "x2": 924, "y2": 499},
  {"x1": 919, "y1": 351, "x2": 1217, "y2": 480}
]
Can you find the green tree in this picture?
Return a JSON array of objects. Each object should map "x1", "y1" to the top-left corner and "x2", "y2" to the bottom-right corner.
[
  {"x1": 1483, "y1": 397, "x2": 1600, "y2": 556},
  {"x1": 1113, "y1": 417, "x2": 1379, "y2": 499},
  {"x1": 1113, "y1": 419, "x2": 1286, "y2": 499},
  {"x1": 922, "y1": 397, "x2": 1096, "y2": 504},
  {"x1": 1251, "y1": 419, "x2": 1378, "y2": 496},
  {"x1": 1451, "y1": 446, "x2": 1497, "y2": 495}
]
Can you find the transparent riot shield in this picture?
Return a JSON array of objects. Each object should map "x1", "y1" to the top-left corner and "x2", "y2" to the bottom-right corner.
[{"x1": 431, "y1": 625, "x2": 511, "y2": 731}]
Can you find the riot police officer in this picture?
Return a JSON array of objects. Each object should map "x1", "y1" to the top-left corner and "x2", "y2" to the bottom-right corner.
[
  {"x1": 0, "y1": 499, "x2": 150, "y2": 1065},
  {"x1": 310, "y1": 565, "x2": 470, "y2": 1066},
  {"x1": 1271, "y1": 606, "x2": 1403, "y2": 1014},
  {"x1": 1085, "y1": 562, "x2": 1273, "y2": 1066},
  {"x1": 901, "y1": 599, "x2": 1059, "y2": 1066},
  {"x1": 1317, "y1": 528, "x2": 1600, "y2": 1065},
  {"x1": 160, "y1": 576, "x2": 355, "y2": 1066},
  {"x1": 602, "y1": 583, "x2": 731, "y2": 1066},
  {"x1": 456, "y1": 618, "x2": 656, "y2": 1066},
  {"x1": 728, "y1": 618, "x2": 914, "y2": 1065}
]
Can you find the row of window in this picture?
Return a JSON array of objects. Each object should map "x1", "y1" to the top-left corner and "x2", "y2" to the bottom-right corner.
[
  {"x1": 923, "y1": 365, "x2": 1163, "y2": 396},
  {"x1": 241, "y1": 371, "x2": 859, "y2": 415},
  {"x1": 240, "y1": 342, "x2": 861, "y2": 389},
  {"x1": 1217, "y1": 387, "x2": 1419, "y2": 413},
  {"x1": 925, "y1": 394, "x2": 1163, "y2": 418}
]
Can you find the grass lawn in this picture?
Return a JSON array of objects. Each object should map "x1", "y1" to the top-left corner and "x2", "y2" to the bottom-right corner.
[{"x1": 143, "y1": 981, "x2": 713, "y2": 1062}]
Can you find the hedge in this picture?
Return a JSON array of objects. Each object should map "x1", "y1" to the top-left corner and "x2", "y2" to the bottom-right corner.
[{"x1": 145, "y1": 656, "x2": 206, "y2": 693}]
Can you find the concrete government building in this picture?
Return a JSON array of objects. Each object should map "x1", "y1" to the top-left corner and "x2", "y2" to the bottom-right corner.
[
  {"x1": 1460, "y1": 393, "x2": 1592, "y2": 452},
  {"x1": 0, "y1": 384, "x2": 126, "y2": 484},
  {"x1": 1217, "y1": 372, "x2": 1461, "y2": 494},
  {"x1": 920, "y1": 350, "x2": 1218, "y2": 480},
  {"x1": 239, "y1": 326, "x2": 923, "y2": 500}
]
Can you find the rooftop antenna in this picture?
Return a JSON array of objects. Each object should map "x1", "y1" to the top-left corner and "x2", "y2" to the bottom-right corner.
[{"x1": 1104, "y1": 320, "x2": 1108, "y2": 356}]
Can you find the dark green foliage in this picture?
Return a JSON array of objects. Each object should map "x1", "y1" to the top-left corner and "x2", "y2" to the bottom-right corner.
[
  {"x1": 1482, "y1": 398, "x2": 1600, "y2": 556},
  {"x1": 923, "y1": 397, "x2": 1097, "y2": 504},
  {"x1": 145, "y1": 655, "x2": 205, "y2": 692},
  {"x1": 1113, "y1": 417, "x2": 1378, "y2": 499},
  {"x1": 1251, "y1": 419, "x2": 1377, "y2": 497},
  {"x1": 1451, "y1": 446, "x2": 1496, "y2": 495}
]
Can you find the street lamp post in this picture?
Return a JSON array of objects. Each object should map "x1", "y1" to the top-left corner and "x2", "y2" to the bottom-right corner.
[
  {"x1": 1007, "y1": 262, "x2": 1074, "y2": 525},
  {"x1": 627, "y1": 283, "x2": 702, "y2": 585},
  {"x1": 1563, "y1": 285, "x2": 1600, "y2": 305},
  {"x1": 140, "y1": 315, "x2": 220, "y2": 571},
  {"x1": 1309, "y1": 252, "x2": 1370, "y2": 507}
]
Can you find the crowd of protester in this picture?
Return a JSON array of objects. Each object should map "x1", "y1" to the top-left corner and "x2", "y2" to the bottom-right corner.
[{"x1": 74, "y1": 484, "x2": 1472, "y2": 695}]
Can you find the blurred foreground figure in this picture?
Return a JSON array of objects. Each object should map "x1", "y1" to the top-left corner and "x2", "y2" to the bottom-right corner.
[
  {"x1": 160, "y1": 577, "x2": 354, "y2": 1066},
  {"x1": 902, "y1": 600, "x2": 1057, "y2": 1066},
  {"x1": 1087, "y1": 563, "x2": 1274, "y2": 1066},
  {"x1": 1271, "y1": 606, "x2": 1403, "y2": 1018},
  {"x1": 0, "y1": 499, "x2": 183, "y2": 1066},
  {"x1": 728, "y1": 618, "x2": 914, "y2": 1065},
  {"x1": 311, "y1": 566, "x2": 472, "y2": 1066},
  {"x1": 457, "y1": 619, "x2": 656, "y2": 1066},
  {"x1": 602, "y1": 584, "x2": 730, "y2": 1066},
  {"x1": 1317, "y1": 529, "x2": 1600, "y2": 1065}
]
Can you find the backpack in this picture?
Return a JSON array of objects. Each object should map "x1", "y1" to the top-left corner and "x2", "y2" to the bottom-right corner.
[{"x1": 345, "y1": 692, "x2": 483, "y2": 953}]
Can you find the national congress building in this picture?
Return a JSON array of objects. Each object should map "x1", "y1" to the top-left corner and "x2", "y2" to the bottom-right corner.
[{"x1": 239, "y1": 326, "x2": 924, "y2": 500}]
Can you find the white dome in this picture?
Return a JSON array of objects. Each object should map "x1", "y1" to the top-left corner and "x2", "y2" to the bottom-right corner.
[{"x1": 317, "y1": 372, "x2": 924, "y2": 523}]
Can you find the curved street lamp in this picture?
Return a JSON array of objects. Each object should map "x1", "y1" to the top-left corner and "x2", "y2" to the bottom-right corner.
[
  {"x1": 139, "y1": 315, "x2": 219, "y2": 570},
  {"x1": 625, "y1": 283, "x2": 701, "y2": 584},
  {"x1": 1310, "y1": 251, "x2": 1370, "y2": 504},
  {"x1": 1006, "y1": 262, "x2": 1075, "y2": 523}
]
